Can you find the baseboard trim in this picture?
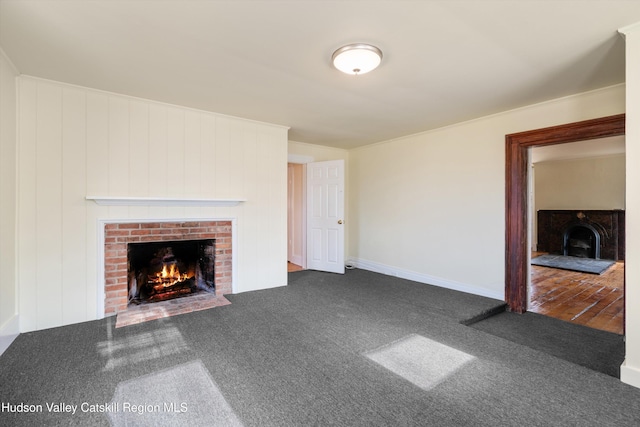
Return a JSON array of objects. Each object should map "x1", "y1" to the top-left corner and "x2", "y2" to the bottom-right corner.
[
  {"x1": 348, "y1": 258, "x2": 504, "y2": 301},
  {"x1": 0, "y1": 314, "x2": 20, "y2": 357},
  {"x1": 621, "y1": 360, "x2": 640, "y2": 389}
]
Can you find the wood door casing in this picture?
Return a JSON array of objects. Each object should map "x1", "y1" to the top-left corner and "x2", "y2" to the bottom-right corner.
[{"x1": 505, "y1": 114, "x2": 626, "y2": 313}]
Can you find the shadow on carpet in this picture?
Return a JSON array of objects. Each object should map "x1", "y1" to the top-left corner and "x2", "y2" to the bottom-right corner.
[
  {"x1": 468, "y1": 311, "x2": 624, "y2": 378},
  {"x1": 286, "y1": 269, "x2": 506, "y2": 325}
]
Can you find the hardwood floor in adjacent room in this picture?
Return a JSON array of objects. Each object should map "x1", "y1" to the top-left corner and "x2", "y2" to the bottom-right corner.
[
  {"x1": 530, "y1": 252, "x2": 624, "y2": 335},
  {"x1": 287, "y1": 262, "x2": 304, "y2": 272}
]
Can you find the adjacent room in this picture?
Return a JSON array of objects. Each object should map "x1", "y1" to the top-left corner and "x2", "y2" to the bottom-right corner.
[
  {"x1": 529, "y1": 137, "x2": 626, "y2": 334},
  {"x1": 2, "y1": 1, "x2": 640, "y2": 425}
]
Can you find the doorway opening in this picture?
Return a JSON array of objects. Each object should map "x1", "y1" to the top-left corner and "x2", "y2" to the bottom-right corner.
[
  {"x1": 529, "y1": 140, "x2": 625, "y2": 334},
  {"x1": 287, "y1": 158, "x2": 346, "y2": 275},
  {"x1": 505, "y1": 114, "x2": 625, "y2": 334},
  {"x1": 288, "y1": 162, "x2": 306, "y2": 272}
]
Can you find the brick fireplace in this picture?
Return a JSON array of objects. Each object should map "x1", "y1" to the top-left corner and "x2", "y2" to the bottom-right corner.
[{"x1": 104, "y1": 220, "x2": 232, "y2": 316}]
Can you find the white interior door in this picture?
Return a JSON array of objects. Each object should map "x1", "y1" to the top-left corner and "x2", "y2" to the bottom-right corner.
[{"x1": 307, "y1": 160, "x2": 345, "y2": 274}]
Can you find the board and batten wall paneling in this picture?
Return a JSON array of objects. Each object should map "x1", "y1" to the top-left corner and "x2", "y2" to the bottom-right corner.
[
  {"x1": 129, "y1": 100, "x2": 150, "y2": 197},
  {"x1": 18, "y1": 77, "x2": 40, "y2": 332},
  {"x1": 61, "y1": 86, "x2": 88, "y2": 325},
  {"x1": 215, "y1": 116, "x2": 232, "y2": 197},
  {"x1": 86, "y1": 92, "x2": 109, "y2": 197},
  {"x1": 36, "y1": 82, "x2": 64, "y2": 327},
  {"x1": 0, "y1": 49, "x2": 18, "y2": 334},
  {"x1": 168, "y1": 110, "x2": 186, "y2": 196},
  {"x1": 108, "y1": 96, "x2": 130, "y2": 196},
  {"x1": 184, "y1": 110, "x2": 202, "y2": 197},
  {"x1": 17, "y1": 76, "x2": 288, "y2": 332},
  {"x1": 148, "y1": 103, "x2": 169, "y2": 198},
  {"x1": 200, "y1": 114, "x2": 216, "y2": 196}
]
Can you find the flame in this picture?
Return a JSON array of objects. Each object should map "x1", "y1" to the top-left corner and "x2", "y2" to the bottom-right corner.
[
  {"x1": 162, "y1": 264, "x2": 177, "y2": 278},
  {"x1": 152, "y1": 262, "x2": 189, "y2": 287}
]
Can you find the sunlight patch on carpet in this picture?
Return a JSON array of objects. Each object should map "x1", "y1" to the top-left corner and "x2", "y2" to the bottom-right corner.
[
  {"x1": 97, "y1": 320, "x2": 189, "y2": 371},
  {"x1": 108, "y1": 359, "x2": 243, "y2": 426},
  {"x1": 364, "y1": 334, "x2": 475, "y2": 390}
]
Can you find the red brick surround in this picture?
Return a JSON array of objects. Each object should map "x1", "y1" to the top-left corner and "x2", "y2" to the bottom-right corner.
[{"x1": 104, "y1": 220, "x2": 232, "y2": 316}]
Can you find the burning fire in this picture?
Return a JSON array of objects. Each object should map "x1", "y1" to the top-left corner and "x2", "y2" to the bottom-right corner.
[{"x1": 151, "y1": 262, "x2": 190, "y2": 288}]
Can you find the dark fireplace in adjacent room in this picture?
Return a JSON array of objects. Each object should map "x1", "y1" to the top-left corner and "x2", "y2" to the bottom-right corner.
[
  {"x1": 563, "y1": 224, "x2": 600, "y2": 259},
  {"x1": 537, "y1": 210, "x2": 625, "y2": 261},
  {"x1": 127, "y1": 239, "x2": 216, "y2": 305}
]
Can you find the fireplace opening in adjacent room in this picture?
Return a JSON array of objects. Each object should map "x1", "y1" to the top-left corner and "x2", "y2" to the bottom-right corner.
[
  {"x1": 563, "y1": 224, "x2": 601, "y2": 259},
  {"x1": 127, "y1": 239, "x2": 215, "y2": 305},
  {"x1": 537, "y1": 210, "x2": 624, "y2": 262}
]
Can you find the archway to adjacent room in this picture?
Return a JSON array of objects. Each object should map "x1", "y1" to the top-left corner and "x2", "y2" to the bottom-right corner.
[{"x1": 504, "y1": 114, "x2": 625, "y2": 316}]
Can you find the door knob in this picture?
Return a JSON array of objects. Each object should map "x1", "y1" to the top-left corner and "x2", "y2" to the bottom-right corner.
[{"x1": 338, "y1": 220, "x2": 343, "y2": 224}]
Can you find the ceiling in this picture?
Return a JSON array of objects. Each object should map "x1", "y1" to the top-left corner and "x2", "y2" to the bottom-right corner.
[{"x1": 1, "y1": 1, "x2": 639, "y2": 150}]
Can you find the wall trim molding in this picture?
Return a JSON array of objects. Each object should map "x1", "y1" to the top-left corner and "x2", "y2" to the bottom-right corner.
[
  {"x1": 621, "y1": 360, "x2": 640, "y2": 389},
  {"x1": 349, "y1": 258, "x2": 504, "y2": 301}
]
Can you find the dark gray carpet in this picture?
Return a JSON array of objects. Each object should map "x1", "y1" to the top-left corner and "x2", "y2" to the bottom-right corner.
[
  {"x1": 1, "y1": 269, "x2": 639, "y2": 426},
  {"x1": 468, "y1": 311, "x2": 625, "y2": 378},
  {"x1": 531, "y1": 254, "x2": 616, "y2": 274}
]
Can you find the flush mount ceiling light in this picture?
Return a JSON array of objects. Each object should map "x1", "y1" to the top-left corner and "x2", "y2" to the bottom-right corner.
[{"x1": 332, "y1": 43, "x2": 383, "y2": 75}]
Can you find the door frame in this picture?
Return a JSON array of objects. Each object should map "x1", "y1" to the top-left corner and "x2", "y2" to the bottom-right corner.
[{"x1": 505, "y1": 114, "x2": 626, "y2": 313}]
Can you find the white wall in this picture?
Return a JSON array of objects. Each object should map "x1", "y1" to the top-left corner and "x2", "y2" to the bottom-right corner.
[
  {"x1": 620, "y1": 22, "x2": 640, "y2": 389},
  {"x1": 0, "y1": 49, "x2": 19, "y2": 341},
  {"x1": 349, "y1": 85, "x2": 625, "y2": 300},
  {"x1": 17, "y1": 76, "x2": 289, "y2": 332},
  {"x1": 534, "y1": 154, "x2": 625, "y2": 211}
]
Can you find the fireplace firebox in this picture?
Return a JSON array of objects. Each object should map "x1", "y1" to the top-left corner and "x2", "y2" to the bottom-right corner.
[
  {"x1": 128, "y1": 239, "x2": 215, "y2": 305},
  {"x1": 563, "y1": 224, "x2": 600, "y2": 259}
]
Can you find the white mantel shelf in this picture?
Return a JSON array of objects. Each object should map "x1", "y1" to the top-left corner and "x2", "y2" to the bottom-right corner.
[{"x1": 86, "y1": 196, "x2": 246, "y2": 207}]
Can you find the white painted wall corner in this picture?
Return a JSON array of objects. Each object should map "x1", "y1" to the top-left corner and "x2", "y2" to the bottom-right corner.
[{"x1": 0, "y1": 314, "x2": 20, "y2": 356}]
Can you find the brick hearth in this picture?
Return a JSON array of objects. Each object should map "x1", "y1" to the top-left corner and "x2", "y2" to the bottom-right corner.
[
  {"x1": 104, "y1": 220, "x2": 232, "y2": 316},
  {"x1": 114, "y1": 292, "x2": 232, "y2": 328}
]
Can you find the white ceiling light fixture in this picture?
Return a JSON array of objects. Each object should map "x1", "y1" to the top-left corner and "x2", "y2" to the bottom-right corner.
[{"x1": 332, "y1": 43, "x2": 383, "y2": 75}]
